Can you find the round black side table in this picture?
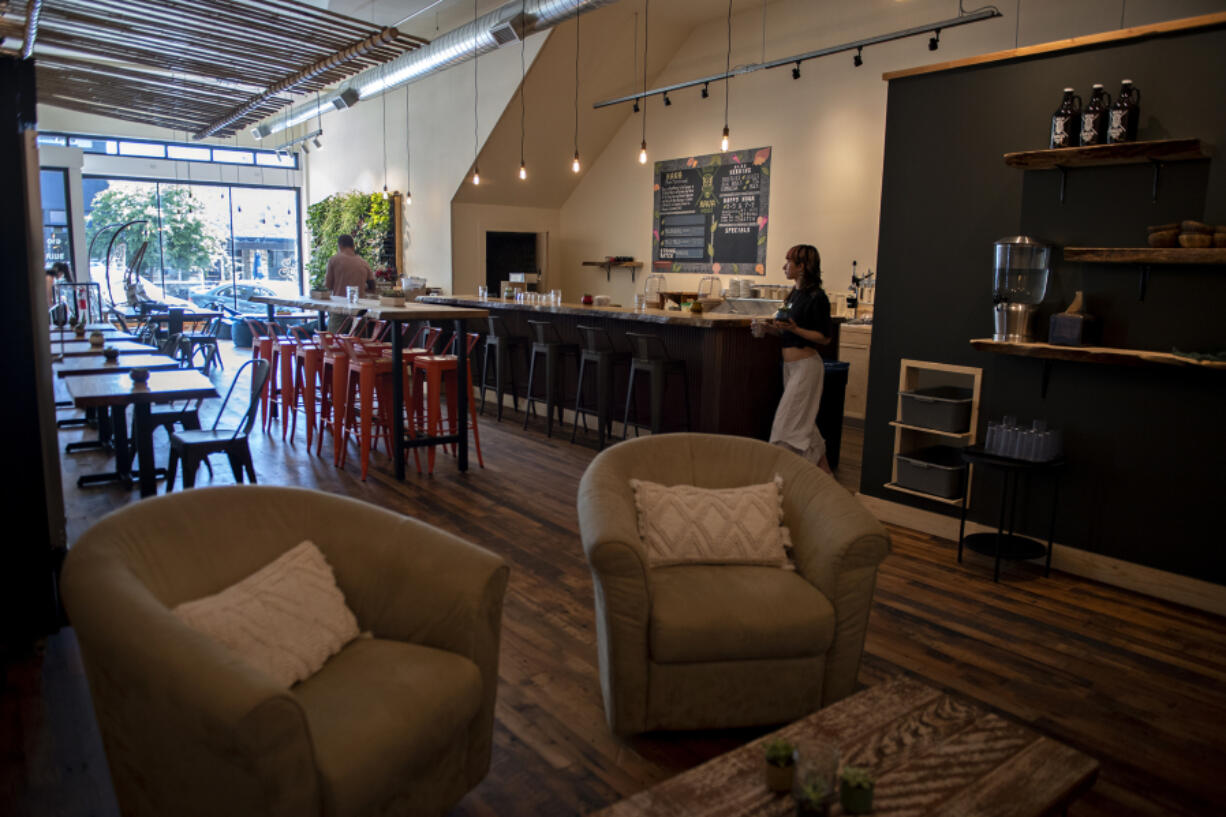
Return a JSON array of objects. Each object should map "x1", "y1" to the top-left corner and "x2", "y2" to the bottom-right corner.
[{"x1": 957, "y1": 446, "x2": 1065, "y2": 582}]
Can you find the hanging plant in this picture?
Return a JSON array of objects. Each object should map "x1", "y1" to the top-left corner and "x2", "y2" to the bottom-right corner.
[{"x1": 305, "y1": 190, "x2": 395, "y2": 289}]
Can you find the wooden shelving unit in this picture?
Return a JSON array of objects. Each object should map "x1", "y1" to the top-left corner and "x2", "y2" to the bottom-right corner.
[
  {"x1": 582, "y1": 260, "x2": 644, "y2": 282},
  {"x1": 1003, "y1": 138, "x2": 1206, "y2": 169},
  {"x1": 970, "y1": 338, "x2": 1226, "y2": 370},
  {"x1": 1064, "y1": 247, "x2": 1226, "y2": 264},
  {"x1": 886, "y1": 359, "x2": 983, "y2": 508}
]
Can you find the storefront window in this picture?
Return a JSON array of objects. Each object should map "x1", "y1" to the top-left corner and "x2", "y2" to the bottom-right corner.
[{"x1": 83, "y1": 176, "x2": 301, "y2": 313}]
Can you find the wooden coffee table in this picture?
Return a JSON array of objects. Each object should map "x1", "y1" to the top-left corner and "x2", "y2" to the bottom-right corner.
[{"x1": 591, "y1": 677, "x2": 1098, "y2": 816}]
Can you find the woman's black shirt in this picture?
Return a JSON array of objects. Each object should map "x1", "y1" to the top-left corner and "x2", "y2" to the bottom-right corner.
[{"x1": 779, "y1": 286, "x2": 832, "y2": 349}]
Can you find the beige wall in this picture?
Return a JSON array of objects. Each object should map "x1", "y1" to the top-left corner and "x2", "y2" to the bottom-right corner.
[
  {"x1": 451, "y1": 202, "x2": 562, "y2": 297},
  {"x1": 306, "y1": 33, "x2": 547, "y2": 291},
  {"x1": 556, "y1": 0, "x2": 1226, "y2": 308}
]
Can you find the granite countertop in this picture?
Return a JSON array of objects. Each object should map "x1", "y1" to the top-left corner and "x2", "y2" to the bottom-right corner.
[
  {"x1": 251, "y1": 294, "x2": 488, "y2": 320},
  {"x1": 418, "y1": 296, "x2": 757, "y2": 328}
]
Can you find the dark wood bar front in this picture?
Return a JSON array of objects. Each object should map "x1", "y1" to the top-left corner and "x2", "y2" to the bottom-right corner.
[{"x1": 420, "y1": 296, "x2": 785, "y2": 439}]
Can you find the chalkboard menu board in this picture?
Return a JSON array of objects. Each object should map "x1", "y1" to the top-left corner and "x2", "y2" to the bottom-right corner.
[{"x1": 652, "y1": 146, "x2": 771, "y2": 275}]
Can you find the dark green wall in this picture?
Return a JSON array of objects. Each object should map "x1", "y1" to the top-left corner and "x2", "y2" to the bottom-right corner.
[{"x1": 865, "y1": 25, "x2": 1226, "y2": 585}]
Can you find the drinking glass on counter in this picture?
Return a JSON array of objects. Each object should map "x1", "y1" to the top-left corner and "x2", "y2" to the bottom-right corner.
[
  {"x1": 477, "y1": 285, "x2": 488, "y2": 300},
  {"x1": 750, "y1": 319, "x2": 766, "y2": 338},
  {"x1": 550, "y1": 289, "x2": 562, "y2": 305},
  {"x1": 634, "y1": 293, "x2": 648, "y2": 311},
  {"x1": 346, "y1": 286, "x2": 359, "y2": 304},
  {"x1": 515, "y1": 290, "x2": 526, "y2": 304}
]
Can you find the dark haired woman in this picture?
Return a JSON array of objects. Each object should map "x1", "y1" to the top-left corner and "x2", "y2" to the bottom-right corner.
[{"x1": 755, "y1": 243, "x2": 833, "y2": 473}]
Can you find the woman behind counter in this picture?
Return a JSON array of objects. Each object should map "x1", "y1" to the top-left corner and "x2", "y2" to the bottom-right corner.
[{"x1": 754, "y1": 243, "x2": 833, "y2": 474}]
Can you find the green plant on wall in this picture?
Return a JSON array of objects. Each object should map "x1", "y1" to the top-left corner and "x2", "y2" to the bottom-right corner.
[{"x1": 305, "y1": 191, "x2": 394, "y2": 289}]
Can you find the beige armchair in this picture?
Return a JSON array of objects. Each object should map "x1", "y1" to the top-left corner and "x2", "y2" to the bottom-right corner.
[
  {"x1": 61, "y1": 485, "x2": 509, "y2": 817},
  {"x1": 578, "y1": 433, "x2": 889, "y2": 735}
]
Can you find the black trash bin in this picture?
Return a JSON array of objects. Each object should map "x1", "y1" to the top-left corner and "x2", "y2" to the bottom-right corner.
[{"x1": 817, "y1": 360, "x2": 849, "y2": 471}]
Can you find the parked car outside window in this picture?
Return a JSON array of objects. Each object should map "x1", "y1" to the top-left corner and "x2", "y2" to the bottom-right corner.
[{"x1": 190, "y1": 283, "x2": 281, "y2": 315}]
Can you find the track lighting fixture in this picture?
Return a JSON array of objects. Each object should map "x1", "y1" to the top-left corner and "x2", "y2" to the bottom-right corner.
[
  {"x1": 639, "y1": 140, "x2": 648, "y2": 164},
  {"x1": 663, "y1": 92, "x2": 671, "y2": 107},
  {"x1": 701, "y1": 82, "x2": 709, "y2": 99},
  {"x1": 572, "y1": 150, "x2": 581, "y2": 173},
  {"x1": 792, "y1": 62, "x2": 801, "y2": 80},
  {"x1": 301, "y1": 142, "x2": 310, "y2": 154},
  {"x1": 929, "y1": 29, "x2": 940, "y2": 51},
  {"x1": 313, "y1": 137, "x2": 322, "y2": 149},
  {"x1": 853, "y1": 47, "x2": 863, "y2": 67}
]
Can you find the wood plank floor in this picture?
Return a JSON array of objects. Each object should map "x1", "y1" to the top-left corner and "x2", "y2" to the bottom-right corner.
[{"x1": 3, "y1": 345, "x2": 1223, "y2": 816}]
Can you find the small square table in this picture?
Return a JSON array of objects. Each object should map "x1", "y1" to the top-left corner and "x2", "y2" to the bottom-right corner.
[
  {"x1": 67, "y1": 370, "x2": 218, "y2": 497},
  {"x1": 52, "y1": 339, "x2": 155, "y2": 357}
]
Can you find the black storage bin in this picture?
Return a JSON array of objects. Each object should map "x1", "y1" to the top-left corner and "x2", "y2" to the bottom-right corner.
[
  {"x1": 899, "y1": 386, "x2": 973, "y2": 432},
  {"x1": 896, "y1": 445, "x2": 966, "y2": 498},
  {"x1": 817, "y1": 361, "x2": 849, "y2": 470}
]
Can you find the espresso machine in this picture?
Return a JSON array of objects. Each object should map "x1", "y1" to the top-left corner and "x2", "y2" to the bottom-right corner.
[{"x1": 993, "y1": 236, "x2": 1050, "y2": 342}]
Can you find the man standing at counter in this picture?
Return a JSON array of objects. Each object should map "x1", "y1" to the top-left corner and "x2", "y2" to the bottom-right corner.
[
  {"x1": 755, "y1": 243, "x2": 833, "y2": 474},
  {"x1": 324, "y1": 234, "x2": 375, "y2": 331}
]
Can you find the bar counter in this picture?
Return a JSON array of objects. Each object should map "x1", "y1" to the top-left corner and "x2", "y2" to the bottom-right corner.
[{"x1": 420, "y1": 295, "x2": 783, "y2": 439}]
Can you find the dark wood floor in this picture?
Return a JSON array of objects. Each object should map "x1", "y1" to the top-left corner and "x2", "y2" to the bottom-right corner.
[{"x1": 4, "y1": 345, "x2": 1224, "y2": 816}]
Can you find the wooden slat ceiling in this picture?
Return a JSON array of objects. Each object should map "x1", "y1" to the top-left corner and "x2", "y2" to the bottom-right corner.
[{"x1": 0, "y1": 0, "x2": 427, "y2": 137}]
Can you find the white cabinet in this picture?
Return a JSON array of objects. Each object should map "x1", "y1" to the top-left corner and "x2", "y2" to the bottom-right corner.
[{"x1": 837, "y1": 324, "x2": 872, "y2": 420}]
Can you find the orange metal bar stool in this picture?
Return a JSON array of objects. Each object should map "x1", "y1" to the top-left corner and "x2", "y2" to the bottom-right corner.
[
  {"x1": 412, "y1": 331, "x2": 485, "y2": 476},
  {"x1": 287, "y1": 326, "x2": 322, "y2": 449},
  {"x1": 244, "y1": 318, "x2": 280, "y2": 433},
  {"x1": 338, "y1": 336, "x2": 394, "y2": 480}
]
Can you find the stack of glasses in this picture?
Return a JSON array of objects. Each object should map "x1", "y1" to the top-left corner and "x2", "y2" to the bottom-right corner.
[{"x1": 984, "y1": 417, "x2": 1062, "y2": 462}]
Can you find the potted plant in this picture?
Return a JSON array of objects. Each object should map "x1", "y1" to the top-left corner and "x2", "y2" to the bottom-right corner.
[
  {"x1": 794, "y1": 774, "x2": 832, "y2": 817},
  {"x1": 763, "y1": 738, "x2": 797, "y2": 793},
  {"x1": 839, "y1": 765, "x2": 875, "y2": 814}
]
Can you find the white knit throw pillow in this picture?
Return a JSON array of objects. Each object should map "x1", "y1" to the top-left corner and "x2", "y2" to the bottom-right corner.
[
  {"x1": 631, "y1": 476, "x2": 793, "y2": 568},
  {"x1": 174, "y1": 540, "x2": 360, "y2": 687}
]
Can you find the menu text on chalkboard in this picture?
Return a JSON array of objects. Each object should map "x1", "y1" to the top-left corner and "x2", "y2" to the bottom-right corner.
[{"x1": 652, "y1": 146, "x2": 771, "y2": 275}]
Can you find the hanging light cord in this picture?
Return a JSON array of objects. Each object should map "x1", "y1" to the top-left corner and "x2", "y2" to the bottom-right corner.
[
  {"x1": 473, "y1": 0, "x2": 479, "y2": 172},
  {"x1": 723, "y1": 0, "x2": 732, "y2": 131},
  {"x1": 381, "y1": 64, "x2": 388, "y2": 191},
  {"x1": 574, "y1": 11, "x2": 581, "y2": 158},
  {"x1": 520, "y1": 0, "x2": 526, "y2": 168},
  {"x1": 405, "y1": 83, "x2": 411, "y2": 194},
  {"x1": 642, "y1": 0, "x2": 649, "y2": 145}
]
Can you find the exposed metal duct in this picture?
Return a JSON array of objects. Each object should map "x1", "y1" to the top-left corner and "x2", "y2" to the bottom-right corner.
[{"x1": 252, "y1": 0, "x2": 615, "y2": 141}]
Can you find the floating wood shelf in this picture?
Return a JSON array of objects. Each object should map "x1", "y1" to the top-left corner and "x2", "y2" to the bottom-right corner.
[
  {"x1": 1003, "y1": 138, "x2": 1206, "y2": 169},
  {"x1": 582, "y1": 260, "x2": 644, "y2": 282},
  {"x1": 970, "y1": 338, "x2": 1226, "y2": 370},
  {"x1": 884, "y1": 482, "x2": 965, "y2": 506},
  {"x1": 1064, "y1": 247, "x2": 1226, "y2": 264}
]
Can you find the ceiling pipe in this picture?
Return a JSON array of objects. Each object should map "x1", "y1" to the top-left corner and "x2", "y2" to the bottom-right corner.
[
  {"x1": 251, "y1": 0, "x2": 616, "y2": 141},
  {"x1": 195, "y1": 26, "x2": 408, "y2": 139},
  {"x1": 22, "y1": 0, "x2": 44, "y2": 59}
]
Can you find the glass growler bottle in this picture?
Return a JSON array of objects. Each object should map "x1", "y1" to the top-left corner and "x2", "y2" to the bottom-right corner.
[
  {"x1": 1079, "y1": 83, "x2": 1112, "y2": 146},
  {"x1": 1107, "y1": 79, "x2": 1141, "y2": 143},
  {"x1": 1049, "y1": 87, "x2": 1081, "y2": 148}
]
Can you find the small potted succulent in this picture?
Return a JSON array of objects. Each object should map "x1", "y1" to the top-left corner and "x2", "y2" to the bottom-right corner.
[
  {"x1": 88, "y1": 330, "x2": 106, "y2": 347},
  {"x1": 763, "y1": 738, "x2": 797, "y2": 793},
  {"x1": 73, "y1": 320, "x2": 87, "y2": 338},
  {"x1": 102, "y1": 346, "x2": 120, "y2": 362},
  {"x1": 839, "y1": 765, "x2": 875, "y2": 814},
  {"x1": 128, "y1": 367, "x2": 150, "y2": 385},
  {"x1": 794, "y1": 774, "x2": 832, "y2": 817}
]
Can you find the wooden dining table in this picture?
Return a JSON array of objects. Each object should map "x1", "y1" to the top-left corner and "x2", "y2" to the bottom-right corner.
[
  {"x1": 252, "y1": 294, "x2": 488, "y2": 479},
  {"x1": 54, "y1": 354, "x2": 183, "y2": 453},
  {"x1": 52, "y1": 339, "x2": 155, "y2": 357},
  {"x1": 66, "y1": 370, "x2": 218, "y2": 497}
]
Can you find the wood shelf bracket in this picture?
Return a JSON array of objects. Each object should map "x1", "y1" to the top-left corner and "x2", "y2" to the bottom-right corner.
[{"x1": 1058, "y1": 166, "x2": 1067, "y2": 204}]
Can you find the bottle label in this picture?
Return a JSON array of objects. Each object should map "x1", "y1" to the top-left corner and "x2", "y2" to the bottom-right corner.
[
  {"x1": 1050, "y1": 114, "x2": 1074, "y2": 147},
  {"x1": 1108, "y1": 110, "x2": 1127, "y2": 142}
]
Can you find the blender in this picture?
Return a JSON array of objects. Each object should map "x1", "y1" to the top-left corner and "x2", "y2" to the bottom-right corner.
[{"x1": 992, "y1": 236, "x2": 1050, "y2": 342}]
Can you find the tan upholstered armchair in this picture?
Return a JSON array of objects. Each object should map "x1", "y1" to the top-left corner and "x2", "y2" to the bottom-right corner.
[
  {"x1": 61, "y1": 485, "x2": 509, "y2": 817},
  {"x1": 578, "y1": 433, "x2": 890, "y2": 736}
]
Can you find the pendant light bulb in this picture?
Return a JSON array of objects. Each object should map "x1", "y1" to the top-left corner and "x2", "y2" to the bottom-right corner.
[
  {"x1": 639, "y1": 141, "x2": 648, "y2": 164},
  {"x1": 519, "y1": 162, "x2": 527, "y2": 180},
  {"x1": 472, "y1": 167, "x2": 480, "y2": 185},
  {"x1": 721, "y1": 126, "x2": 730, "y2": 152},
  {"x1": 572, "y1": 151, "x2": 581, "y2": 173},
  {"x1": 405, "y1": 190, "x2": 412, "y2": 206},
  {"x1": 381, "y1": 185, "x2": 389, "y2": 200}
]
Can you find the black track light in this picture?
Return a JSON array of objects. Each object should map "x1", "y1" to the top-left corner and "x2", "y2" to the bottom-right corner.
[
  {"x1": 792, "y1": 62, "x2": 801, "y2": 80},
  {"x1": 853, "y1": 47, "x2": 863, "y2": 68},
  {"x1": 929, "y1": 29, "x2": 940, "y2": 51},
  {"x1": 701, "y1": 82, "x2": 710, "y2": 99},
  {"x1": 663, "y1": 92, "x2": 671, "y2": 107},
  {"x1": 633, "y1": 97, "x2": 640, "y2": 113}
]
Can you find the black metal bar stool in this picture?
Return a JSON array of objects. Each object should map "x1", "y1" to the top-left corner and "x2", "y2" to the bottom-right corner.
[
  {"x1": 572, "y1": 324, "x2": 630, "y2": 449},
  {"x1": 479, "y1": 315, "x2": 528, "y2": 421},
  {"x1": 622, "y1": 332, "x2": 691, "y2": 437},
  {"x1": 523, "y1": 320, "x2": 579, "y2": 437}
]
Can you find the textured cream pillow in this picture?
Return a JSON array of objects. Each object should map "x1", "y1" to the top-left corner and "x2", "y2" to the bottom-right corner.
[
  {"x1": 631, "y1": 476, "x2": 792, "y2": 568},
  {"x1": 174, "y1": 540, "x2": 360, "y2": 687}
]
